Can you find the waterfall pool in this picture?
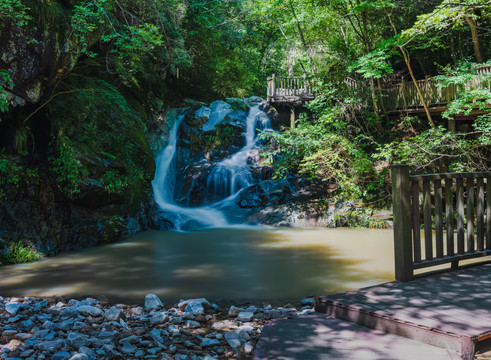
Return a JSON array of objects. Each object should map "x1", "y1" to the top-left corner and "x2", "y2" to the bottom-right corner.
[{"x1": 0, "y1": 227, "x2": 394, "y2": 304}]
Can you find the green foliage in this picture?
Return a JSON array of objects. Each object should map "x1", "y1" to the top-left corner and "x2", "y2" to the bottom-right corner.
[
  {"x1": 0, "y1": 0, "x2": 31, "y2": 28},
  {"x1": 261, "y1": 101, "x2": 376, "y2": 201},
  {"x1": 46, "y1": 75, "x2": 154, "y2": 206},
  {"x1": 0, "y1": 240, "x2": 42, "y2": 266},
  {"x1": 348, "y1": 47, "x2": 395, "y2": 79},
  {"x1": 0, "y1": 153, "x2": 39, "y2": 200},
  {"x1": 190, "y1": 123, "x2": 241, "y2": 153},
  {"x1": 375, "y1": 126, "x2": 487, "y2": 173},
  {"x1": 434, "y1": 60, "x2": 491, "y2": 119},
  {"x1": 49, "y1": 136, "x2": 85, "y2": 198},
  {"x1": 0, "y1": 70, "x2": 13, "y2": 113}
]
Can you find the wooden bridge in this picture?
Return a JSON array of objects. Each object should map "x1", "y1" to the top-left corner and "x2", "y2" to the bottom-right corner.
[
  {"x1": 314, "y1": 166, "x2": 491, "y2": 360},
  {"x1": 267, "y1": 65, "x2": 490, "y2": 120}
]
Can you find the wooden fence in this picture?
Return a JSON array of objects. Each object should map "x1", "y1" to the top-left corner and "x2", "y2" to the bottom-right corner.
[
  {"x1": 267, "y1": 74, "x2": 315, "y2": 103},
  {"x1": 391, "y1": 165, "x2": 491, "y2": 281},
  {"x1": 379, "y1": 65, "x2": 491, "y2": 110}
]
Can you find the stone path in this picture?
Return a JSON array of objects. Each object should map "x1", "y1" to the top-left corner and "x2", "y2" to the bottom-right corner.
[{"x1": 254, "y1": 314, "x2": 456, "y2": 360}]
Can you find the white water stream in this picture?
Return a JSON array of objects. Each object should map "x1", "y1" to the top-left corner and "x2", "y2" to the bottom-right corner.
[{"x1": 151, "y1": 104, "x2": 271, "y2": 230}]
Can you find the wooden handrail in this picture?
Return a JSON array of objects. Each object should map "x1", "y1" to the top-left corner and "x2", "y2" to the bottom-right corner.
[
  {"x1": 391, "y1": 165, "x2": 491, "y2": 282},
  {"x1": 267, "y1": 74, "x2": 315, "y2": 103},
  {"x1": 379, "y1": 65, "x2": 491, "y2": 110},
  {"x1": 267, "y1": 65, "x2": 490, "y2": 109}
]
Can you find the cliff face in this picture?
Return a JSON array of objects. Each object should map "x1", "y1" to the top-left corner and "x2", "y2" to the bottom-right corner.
[{"x1": 0, "y1": 17, "x2": 155, "y2": 257}]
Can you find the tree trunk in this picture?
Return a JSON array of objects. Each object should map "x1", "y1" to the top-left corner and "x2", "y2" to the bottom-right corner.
[
  {"x1": 400, "y1": 46, "x2": 435, "y2": 128},
  {"x1": 464, "y1": 15, "x2": 484, "y2": 63},
  {"x1": 288, "y1": 0, "x2": 317, "y2": 74}
]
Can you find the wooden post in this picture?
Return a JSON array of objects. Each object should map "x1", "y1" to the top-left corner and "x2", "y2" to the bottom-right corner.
[
  {"x1": 448, "y1": 119, "x2": 456, "y2": 132},
  {"x1": 290, "y1": 105, "x2": 296, "y2": 129},
  {"x1": 391, "y1": 165, "x2": 413, "y2": 282},
  {"x1": 272, "y1": 74, "x2": 276, "y2": 100}
]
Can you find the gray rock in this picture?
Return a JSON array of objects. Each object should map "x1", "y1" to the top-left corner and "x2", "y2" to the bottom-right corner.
[
  {"x1": 66, "y1": 332, "x2": 90, "y2": 348},
  {"x1": 178, "y1": 298, "x2": 212, "y2": 310},
  {"x1": 129, "y1": 306, "x2": 143, "y2": 316},
  {"x1": 68, "y1": 354, "x2": 88, "y2": 360},
  {"x1": 34, "y1": 299, "x2": 48, "y2": 310},
  {"x1": 98, "y1": 331, "x2": 115, "y2": 340},
  {"x1": 211, "y1": 320, "x2": 237, "y2": 331},
  {"x1": 228, "y1": 306, "x2": 245, "y2": 317},
  {"x1": 79, "y1": 346, "x2": 94, "y2": 356},
  {"x1": 36, "y1": 339, "x2": 65, "y2": 351},
  {"x1": 243, "y1": 342, "x2": 254, "y2": 354},
  {"x1": 150, "y1": 312, "x2": 168, "y2": 325},
  {"x1": 104, "y1": 306, "x2": 123, "y2": 321},
  {"x1": 184, "y1": 302, "x2": 205, "y2": 316},
  {"x1": 201, "y1": 338, "x2": 220, "y2": 347},
  {"x1": 121, "y1": 341, "x2": 137, "y2": 354},
  {"x1": 185, "y1": 320, "x2": 200, "y2": 329},
  {"x1": 149, "y1": 329, "x2": 163, "y2": 344},
  {"x1": 144, "y1": 294, "x2": 163, "y2": 311},
  {"x1": 225, "y1": 332, "x2": 241, "y2": 349},
  {"x1": 52, "y1": 351, "x2": 71, "y2": 360},
  {"x1": 237, "y1": 311, "x2": 254, "y2": 322},
  {"x1": 245, "y1": 305, "x2": 258, "y2": 313},
  {"x1": 5, "y1": 303, "x2": 22, "y2": 316},
  {"x1": 76, "y1": 305, "x2": 102, "y2": 317},
  {"x1": 301, "y1": 297, "x2": 314, "y2": 306}
]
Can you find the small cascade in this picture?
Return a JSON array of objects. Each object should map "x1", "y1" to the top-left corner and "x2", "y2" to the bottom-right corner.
[
  {"x1": 152, "y1": 100, "x2": 272, "y2": 230},
  {"x1": 205, "y1": 105, "x2": 272, "y2": 201},
  {"x1": 152, "y1": 114, "x2": 228, "y2": 230}
]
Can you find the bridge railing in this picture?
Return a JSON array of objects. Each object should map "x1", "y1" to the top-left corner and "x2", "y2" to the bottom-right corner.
[
  {"x1": 391, "y1": 165, "x2": 491, "y2": 281},
  {"x1": 378, "y1": 65, "x2": 491, "y2": 110},
  {"x1": 267, "y1": 74, "x2": 315, "y2": 102}
]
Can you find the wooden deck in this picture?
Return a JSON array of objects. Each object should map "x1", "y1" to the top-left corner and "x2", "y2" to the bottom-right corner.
[{"x1": 315, "y1": 263, "x2": 491, "y2": 360}]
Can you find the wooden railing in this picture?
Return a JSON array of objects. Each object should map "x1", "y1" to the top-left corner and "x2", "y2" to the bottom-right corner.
[
  {"x1": 391, "y1": 165, "x2": 491, "y2": 281},
  {"x1": 267, "y1": 74, "x2": 315, "y2": 103},
  {"x1": 379, "y1": 65, "x2": 491, "y2": 110}
]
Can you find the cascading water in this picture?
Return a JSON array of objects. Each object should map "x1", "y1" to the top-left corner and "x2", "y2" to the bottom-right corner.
[
  {"x1": 206, "y1": 106, "x2": 272, "y2": 201},
  {"x1": 152, "y1": 101, "x2": 272, "y2": 230}
]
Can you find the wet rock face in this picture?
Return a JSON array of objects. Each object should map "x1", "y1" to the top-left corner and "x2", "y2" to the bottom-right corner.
[
  {"x1": 0, "y1": 25, "x2": 97, "y2": 106},
  {"x1": 0, "y1": 167, "x2": 150, "y2": 256},
  {"x1": 0, "y1": 294, "x2": 315, "y2": 360}
]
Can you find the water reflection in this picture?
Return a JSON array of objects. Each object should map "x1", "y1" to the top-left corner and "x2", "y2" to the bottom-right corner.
[{"x1": 0, "y1": 228, "x2": 395, "y2": 304}]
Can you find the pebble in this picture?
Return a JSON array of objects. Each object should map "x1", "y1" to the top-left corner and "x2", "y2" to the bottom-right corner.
[
  {"x1": 144, "y1": 294, "x2": 163, "y2": 311},
  {"x1": 0, "y1": 295, "x2": 313, "y2": 360}
]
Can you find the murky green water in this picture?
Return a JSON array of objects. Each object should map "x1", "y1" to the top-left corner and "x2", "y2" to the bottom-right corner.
[{"x1": 0, "y1": 227, "x2": 395, "y2": 304}]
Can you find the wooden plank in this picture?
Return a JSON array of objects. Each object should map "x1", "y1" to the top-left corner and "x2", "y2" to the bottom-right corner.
[
  {"x1": 423, "y1": 179, "x2": 433, "y2": 260},
  {"x1": 467, "y1": 178, "x2": 475, "y2": 252},
  {"x1": 457, "y1": 178, "x2": 465, "y2": 254},
  {"x1": 411, "y1": 181, "x2": 421, "y2": 263},
  {"x1": 487, "y1": 178, "x2": 491, "y2": 249},
  {"x1": 391, "y1": 165, "x2": 413, "y2": 281},
  {"x1": 434, "y1": 179, "x2": 444, "y2": 258},
  {"x1": 477, "y1": 177, "x2": 484, "y2": 251},
  {"x1": 445, "y1": 178, "x2": 455, "y2": 256}
]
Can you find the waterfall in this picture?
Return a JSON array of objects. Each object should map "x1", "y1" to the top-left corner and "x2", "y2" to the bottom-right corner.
[
  {"x1": 152, "y1": 101, "x2": 272, "y2": 230},
  {"x1": 205, "y1": 105, "x2": 272, "y2": 201}
]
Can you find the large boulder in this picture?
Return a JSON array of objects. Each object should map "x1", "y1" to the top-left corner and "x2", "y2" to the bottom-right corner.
[{"x1": 237, "y1": 180, "x2": 293, "y2": 208}]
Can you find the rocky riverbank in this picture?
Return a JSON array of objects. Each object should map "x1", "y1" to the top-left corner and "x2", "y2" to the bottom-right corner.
[{"x1": 0, "y1": 294, "x2": 314, "y2": 360}]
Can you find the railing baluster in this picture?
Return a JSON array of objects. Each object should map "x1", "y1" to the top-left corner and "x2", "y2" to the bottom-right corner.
[
  {"x1": 445, "y1": 179, "x2": 454, "y2": 256},
  {"x1": 423, "y1": 180, "x2": 433, "y2": 260},
  {"x1": 467, "y1": 178, "x2": 475, "y2": 252},
  {"x1": 477, "y1": 177, "x2": 484, "y2": 250},
  {"x1": 435, "y1": 179, "x2": 444, "y2": 258},
  {"x1": 487, "y1": 178, "x2": 491, "y2": 249},
  {"x1": 457, "y1": 178, "x2": 465, "y2": 254},
  {"x1": 411, "y1": 181, "x2": 421, "y2": 263}
]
